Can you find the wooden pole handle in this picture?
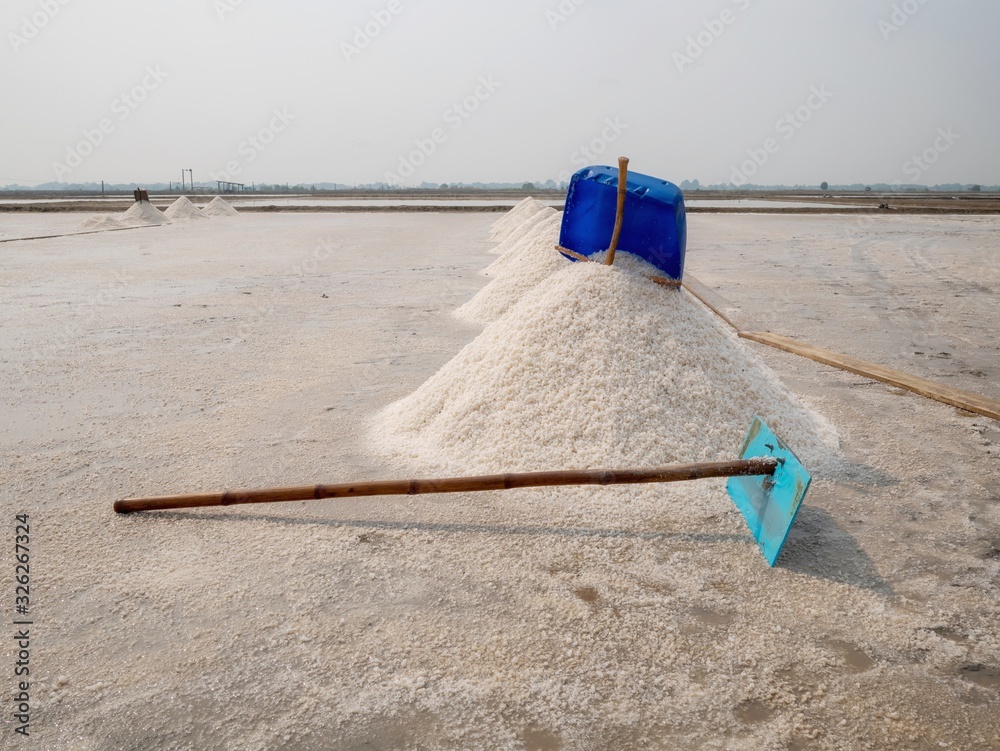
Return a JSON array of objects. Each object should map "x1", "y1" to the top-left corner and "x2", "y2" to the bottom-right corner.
[
  {"x1": 114, "y1": 457, "x2": 778, "y2": 514},
  {"x1": 606, "y1": 156, "x2": 629, "y2": 266}
]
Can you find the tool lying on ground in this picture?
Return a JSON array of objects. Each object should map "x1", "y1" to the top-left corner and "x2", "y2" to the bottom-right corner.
[
  {"x1": 556, "y1": 156, "x2": 687, "y2": 283},
  {"x1": 114, "y1": 417, "x2": 810, "y2": 566}
]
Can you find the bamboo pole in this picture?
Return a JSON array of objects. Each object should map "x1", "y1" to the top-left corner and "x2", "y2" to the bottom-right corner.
[
  {"x1": 114, "y1": 457, "x2": 778, "y2": 514},
  {"x1": 739, "y1": 331, "x2": 1000, "y2": 421},
  {"x1": 605, "y1": 156, "x2": 629, "y2": 266}
]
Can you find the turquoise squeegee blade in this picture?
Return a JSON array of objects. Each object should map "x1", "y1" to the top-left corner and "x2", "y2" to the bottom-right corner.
[{"x1": 726, "y1": 416, "x2": 812, "y2": 567}]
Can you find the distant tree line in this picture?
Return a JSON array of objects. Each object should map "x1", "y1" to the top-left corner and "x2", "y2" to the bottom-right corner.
[{"x1": 3, "y1": 179, "x2": 996, "y2": 193}]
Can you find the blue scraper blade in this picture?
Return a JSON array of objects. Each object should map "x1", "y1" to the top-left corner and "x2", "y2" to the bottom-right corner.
[{"x1": 726, "y1": 416, "x2": 812, "y2": 566}]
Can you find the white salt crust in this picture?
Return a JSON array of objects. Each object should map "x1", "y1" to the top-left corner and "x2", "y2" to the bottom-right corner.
[{"x1": 22, "y1": 210, "x2": 996, "y2": 749}]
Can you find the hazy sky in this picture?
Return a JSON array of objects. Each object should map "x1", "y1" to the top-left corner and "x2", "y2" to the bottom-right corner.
[{"x1": 3, "y1": 0, "x2": 998, "y2": 187}]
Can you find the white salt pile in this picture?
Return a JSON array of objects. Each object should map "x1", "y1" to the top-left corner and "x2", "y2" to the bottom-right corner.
[
  {"x1": 455, "y1": 212, "x2": 564, "y2": 324},
  {"x1": 77, "y1": 214, "x2": 125, "y2": 231},
  {"x1": 120, "y1": 201, "x2": 170, "y2": 226},
  {"x1": 374, "y1": 258, "x2": 838, "y2": 482},
  {"x1": 486, "y1": 205, "x2": 558, "y2": 257},
  {"x1": 489, "y1": 197, "x2": 538, "y2": 239},
  {"x1": 481, "y1": 211, "x2": 563, "y2": 279},
  {"x1": 202, "y1": 196, "x2": 240, "y2": 217},
  {"x1": 489, "y1": 197, "x2": 549, "y2": 244},
  {"x1": 163, "y1": 195, "x2": 206, "y2": 221}
]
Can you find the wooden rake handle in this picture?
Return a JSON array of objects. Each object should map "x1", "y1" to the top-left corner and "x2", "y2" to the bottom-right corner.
[
  {"x1": 606, "y1": 156, "x2": 629, "y2": 266},
  {"x1": 114, "y1": 457, "x2": 778, "y2": 514}
]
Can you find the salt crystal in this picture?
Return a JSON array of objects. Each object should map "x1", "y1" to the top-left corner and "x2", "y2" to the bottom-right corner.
[
  {"x1": 163, "y1": 195, "x2": 207, "y2": 221},
  {"x1": 120, "y1": 201, "x2": 170, "y2": 226},
  {"x1": 202, "y1": 196, "x2": 240, "y2": 217},
  {"x1": 374, "y1": 257, "x2": 838, "y2": 481}
]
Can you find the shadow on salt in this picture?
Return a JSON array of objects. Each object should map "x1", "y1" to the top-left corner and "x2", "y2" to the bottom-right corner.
[{"x1": 779, "y1": 505, "x2": 892, "y2": 595}]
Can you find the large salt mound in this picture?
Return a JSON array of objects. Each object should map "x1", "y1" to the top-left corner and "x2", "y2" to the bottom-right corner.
[
  {"x1": 77, "y1": 214, "x2": 125, "y2": 231},
  {"x1": 455, "y1": 213, "x2": 564, "y2": 324},
  {"x1": 374, "y1": 260, "x2": 838, "y2": 481},
  {"x1": 202, "y1": 196, "x2": 240, "y2": 217},
  {"x1": 163, "y1": 195, "x2": 206, "y2": 221},
  {"x1": 489, "y1": 198, "x2": 549, "y2": 244},
  {"x1": 120, "y1": 201, "x2": 170, "y2": 226}
]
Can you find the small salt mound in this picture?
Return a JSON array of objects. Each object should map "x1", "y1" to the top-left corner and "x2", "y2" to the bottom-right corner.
[
  {"x1": 489, "y1": 198, "x2": 549, "y2": 244},
  {"x1": 202, "y1": 196, "x2": 240, "y2": 217},
  {"x1": 374, "y1": 260, "x2": 838, "y2": 479},
  {"x1": 483, "y1": 212, "x2": 561, "y2": 277},
  {"x1": 455, "y1": 213, "x2": 564, "y2": 324},
  {"x1": 488, "y1": 205, "x2": 558, "y2": 255},
  {"x1": 77, "y1": 214, "x2": 125, "y2": 231},
  {"x1": 492, "y1": 196, "x2": 536, "y2": 228},
  {"x1": 163, "y1": 195, "x2": 206, "y2": 221},
  {"x1": 489, "y1": 197, "x2": 540, "y2": 239},
  {"x1": 120, "y1": 201, "x2": 170, "y2": 226}
]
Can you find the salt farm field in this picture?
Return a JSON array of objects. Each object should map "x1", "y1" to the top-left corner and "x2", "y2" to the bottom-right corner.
[{"x1": 1, "y1": 211, "x2": 998, "y2": 749}]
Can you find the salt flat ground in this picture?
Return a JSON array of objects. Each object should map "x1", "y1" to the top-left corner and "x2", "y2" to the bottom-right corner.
[{"x1": 0, "y1": 213, "x2": 997, "y2": 750}]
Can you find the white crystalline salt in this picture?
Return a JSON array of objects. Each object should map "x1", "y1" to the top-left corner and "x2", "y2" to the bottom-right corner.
[
  {"x1": 163, "y1": 195, "x2": 207, "y2": 221},
  {"x1": 374, "y1": 259, "x2": 839, "y2": 482},
  {"x1": 482, "y1": 212, "x2": 562, "y2": 278},
  {"x1": 489, "y1": 197, "x2": 540, "y2": 239},
  {"x1": 489, "y1": 198, "x2": 549, "y2": 243},
  {"x1": 487, "y1": 206, "x2": 558, "y2": 256},
  {"x1": 455, "y1": 213, "x2": 565, "y2": 325},
  {"x1": 202, "y1": 196, "x2": 240, "y2": 217},
  {"x1": 77, "y1": 214, "x2": 126, "y2": 231},
  {"x1": 120, "y1": 201, "x2": 170, "y2": 226}
]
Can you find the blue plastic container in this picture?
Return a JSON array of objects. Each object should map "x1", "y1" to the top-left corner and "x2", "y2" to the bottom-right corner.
[{"x1": 558, "y1": 166, "x2": 686, "y2": 281}]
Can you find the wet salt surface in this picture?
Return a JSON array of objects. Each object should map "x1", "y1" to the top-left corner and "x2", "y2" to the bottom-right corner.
[{"x1": 1, "y1": 212, "x2": 997, "y2": 749}]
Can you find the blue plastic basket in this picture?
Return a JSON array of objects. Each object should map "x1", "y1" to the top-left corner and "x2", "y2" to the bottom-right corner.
[{"x1": 558, "y1": 166, "x2": 686, "y2": 281}]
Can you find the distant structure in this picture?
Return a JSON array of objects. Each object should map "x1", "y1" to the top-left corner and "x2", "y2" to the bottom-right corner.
[
  {"x1": 216, "y1": 180, "x2": 247, "y2": 194},
  {"x1": 133, "y1": 188, "x2": 150, "y2": 203}
]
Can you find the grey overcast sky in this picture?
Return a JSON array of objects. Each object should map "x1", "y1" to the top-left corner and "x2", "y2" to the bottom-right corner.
[{"x1": 2, "y1": 0, "x2": 998, "y2": 187}]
